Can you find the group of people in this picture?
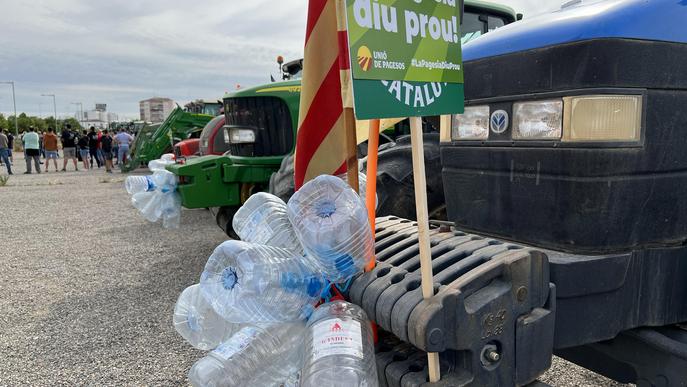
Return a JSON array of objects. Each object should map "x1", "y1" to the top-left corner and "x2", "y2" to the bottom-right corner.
[{"x1": 0, "y1": 125, "x2": 135, "y2": 175}]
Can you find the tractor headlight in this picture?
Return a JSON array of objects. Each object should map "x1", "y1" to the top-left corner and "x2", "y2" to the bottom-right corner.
[
  {"x1": 562, "y1": 95, "x2": 642, "y2": 142},
  {"x1": 452, "y1": 106, "x2": 490, "y2": 140},
  {"x1": 512, "y1": 99, "x2": 563, "y2": 140},
  {"x1": 228, "y1": 127, "x2": 256, "y2": 144}
]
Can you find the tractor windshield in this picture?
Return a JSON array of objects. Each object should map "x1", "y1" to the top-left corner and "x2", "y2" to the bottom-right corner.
[{"x1": 461, "y1": 10, "x2": 510, "y2": 44}]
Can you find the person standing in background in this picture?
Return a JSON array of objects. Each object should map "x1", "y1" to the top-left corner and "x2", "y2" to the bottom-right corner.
[
  {"x1": 23, "y1": 127, "x2": 41, "y2": 174},
  {"x1": 96, "y1": 128, "x2": 104, "y2": 167},
  {"x1": 7, "y1": 132, "x2": 14, "y2": 163},
  {"x1": 0, "y1": 129, "x2": 12, "y2": 175},
  {"x1": 43, "y1": 128, "x2": 60, "y2": 172},
  {"x1": 87, "y1": 127, "x2": 102, "y2": 169},
  {"x1": 101, "y1": 129, "x2": 114, "y2": 173},
  {"x1": 78, "y1": 130, "x2": 90, "y2": 170},
  {"x1": 39, "y1": 130, "x2": 45, "y2": 163},
  {"x1": 61, "y1": 124, "x2": 79, "y2": 172},
  {"x1": 115, "y1": 128, "x2": 133, "y2": 167}
]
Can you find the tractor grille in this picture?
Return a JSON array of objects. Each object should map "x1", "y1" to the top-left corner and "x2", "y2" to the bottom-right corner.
[{"x1": 224, "y1": 96, "x2": 293, "y2": 157}]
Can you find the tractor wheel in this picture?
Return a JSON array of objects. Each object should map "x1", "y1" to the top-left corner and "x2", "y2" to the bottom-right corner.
[
  {"x1": 215, "y1": 206, "x2": 240, "y2": 239},
  {"x1": 268, "y1": 153, "x2": 296, "y2": 203},
  {"x1": 363, "y1": 133, "x2": 446, "y2": 221},
  {"x1": 267, "y1": 133, "x2": 445, "y2": 221}
]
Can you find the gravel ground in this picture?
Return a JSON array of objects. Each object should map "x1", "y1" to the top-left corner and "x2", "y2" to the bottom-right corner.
[{"x1": 0, "y1": 153, "x2": 631, "y2": 386}]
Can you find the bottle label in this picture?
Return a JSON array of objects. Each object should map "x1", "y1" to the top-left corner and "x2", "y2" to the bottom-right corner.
[
  {"x1": 212, "y1": 327, "x2": 260, "y2": 360},
  {"x1": 311, "y1": 318, "x2": 364, "y2": 361}
]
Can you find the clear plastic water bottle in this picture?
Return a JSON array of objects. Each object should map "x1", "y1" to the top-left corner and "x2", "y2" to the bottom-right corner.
[
  {"x1": 200, "y1": 240, "x2": 325, "y2": 323},
  {"x1": 188, "y1": 322, "x2": 305, "y2": 387},
  {"x1": 125, "y1": 175, "x2": 155, "y2": 195},
  {"x1": 232, "y1": 192, "x2": 303, "y2": 253},
  {"x1": 287, "y1": 175, "x2": 375, "y2": 283},
  {"x1": 173, "y1": 284, "x2": 239, "y2": 351},
  {"x1": 336, "y1": 171, "x2": 378, "y2": 210},
  {"x1": 149, "y1": 153, "x2": 176, "y2": 171},
  {"x1": 129, "y1": 169, "x2": 181, "y2": 229},
  {"x1": 131, "y1": 191, "x2": 159, "y2": 222},
  {"x1": 150, "y1": 169, "x2": 177, "y2": 193},
  {"x1": 159, "y1": 190, "x2": 182, "y2": 229},
  {"x1": 301, "y1": 301, "x2": 378, "y2": 387}
]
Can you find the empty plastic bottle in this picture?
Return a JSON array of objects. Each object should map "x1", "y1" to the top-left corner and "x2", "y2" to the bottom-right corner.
[
  {"x1": 232, "y1": 192, "x2": 303, "y2": 253},
  {"x1": 173, "y1": 284, "x2": 239, "y2": 351},
  {"x1": 159, "y1": 190, "x2": 182, "y2": 229},
  {"x1": 149, "y1": 153, "x2": 176, "y2": 171},
  {"x1": 188, "y1": 322, "x2": 305, "y2": 387},
  {"x1": 287, "y1": 175, "x2": 375, "y2": 283},
  {"x1": 128, "y1": 168, "x2": 181, "y2": 229},
  {"x1": 336, "y1": 171, "x2": 378, "y2": 209},
  {"x1": 131, "y1": 191, "x2": 159, "y2": 222},
  {"x1": 301, "y1": 301, "x2": 378, "y2": 387},
  {"x1": 150, "y1": 169, "x2": 177, "y2": 193},
  {"x1": 200, "y1": 240, "x2": 325, "y2": 323},
  {"x1": 125, "y1": 175, "x2": 156, "y2": 195}
]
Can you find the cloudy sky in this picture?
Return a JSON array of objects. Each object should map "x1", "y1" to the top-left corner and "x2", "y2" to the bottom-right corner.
[{"x1": 0, "y1": 0, "x2": 562, "y2": 120}]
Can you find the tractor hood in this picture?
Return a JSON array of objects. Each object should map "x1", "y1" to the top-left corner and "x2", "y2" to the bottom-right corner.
[{"x1": 463, "y1": 0, "x2": 687, "y2": 62}]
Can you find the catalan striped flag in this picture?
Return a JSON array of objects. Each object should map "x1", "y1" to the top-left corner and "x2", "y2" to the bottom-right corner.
[{"x1": 294, "y1": 0, "x2": 351, "y2": 189}]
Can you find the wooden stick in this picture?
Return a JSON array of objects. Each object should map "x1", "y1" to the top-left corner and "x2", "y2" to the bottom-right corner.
[
  {"x1": 409, "y1": 116, "x2": 441, "y2": 382},
  {"x1": 365, "y1": 119, "x2": 380, "y2": 271},
  {"x1": 344, "y1": 107, "x2": 360, "y2": 192}
]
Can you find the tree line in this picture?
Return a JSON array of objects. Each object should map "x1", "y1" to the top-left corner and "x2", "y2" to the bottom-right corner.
[{"x1": 0, "y1": 113, "x2": 82, "y2": 134}]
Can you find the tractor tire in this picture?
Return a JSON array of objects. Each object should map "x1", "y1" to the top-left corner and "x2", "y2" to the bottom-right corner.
[
  {"x1": 267, "y1": 134, "x2": 445, "y2": 221},
  {"x1": 363, "y1": 133, "x2": 446, "y2": 221},
  {"x1": 268, "y1": 153, "x2": 295, "y2": 203},
  {"x1": 215, "y1": 206, "x2": 240, "y2": 239}
]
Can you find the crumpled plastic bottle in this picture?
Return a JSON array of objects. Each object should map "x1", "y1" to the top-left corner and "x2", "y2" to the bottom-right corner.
[
  {"x1": 188, "y1": 322, "x2": 306, "y2": 387},
  {"x1": 287, "y1": 175, "x2": 375, "y2": 283},
  {"x1": 200, "y1": 240, "x2": 325, "y2": 323},
  {"x1": 336, "y1": 171, "x2": 378, "y2": 210},
  {"x1": 232, "y1": 192, "x2": 303, "y2": 253},
  {"x1": 125, "y1": 155, "x2": 182, "y2": 229},
  {"x1": 173, "y1": 284, "x2": 241, "y2": 351}
]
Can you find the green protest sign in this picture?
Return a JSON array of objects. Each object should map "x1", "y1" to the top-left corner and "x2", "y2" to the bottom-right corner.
[
  {"x1": 346, "y1": 0, "x2": 463, "y2": 84},
  {"x1": 344, "y1": 0, "x2": 465, "y2": 119},
  {"x1": 352, "y1": 79, "x2": 464, "y2": 119}
]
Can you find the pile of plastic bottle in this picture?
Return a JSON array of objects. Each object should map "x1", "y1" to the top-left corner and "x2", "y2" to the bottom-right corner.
[
  {"x1": 173, "y1": 174, "x2": 379, "y2": 386},
  {"x1": 124, "y1": 154, "x2": 182, "y2": 229}
]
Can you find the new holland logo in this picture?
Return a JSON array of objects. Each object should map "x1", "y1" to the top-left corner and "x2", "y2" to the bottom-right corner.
[{"x1": 490, "y1": 110, "x2": 509, "y2": 134}]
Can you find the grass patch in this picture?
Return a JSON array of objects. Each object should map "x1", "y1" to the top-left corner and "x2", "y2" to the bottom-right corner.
[{"x1": 0, "y1": 175, "x2": 9, "y2": 187}]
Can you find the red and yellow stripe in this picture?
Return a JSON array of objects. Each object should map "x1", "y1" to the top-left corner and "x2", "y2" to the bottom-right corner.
[{"x1": 294, "y1": 0, "x2": 351, "y2": 189}]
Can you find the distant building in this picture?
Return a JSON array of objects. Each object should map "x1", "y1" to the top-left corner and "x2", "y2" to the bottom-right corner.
[
  {"x1": 140, "y1": 97, "x2": 175, "y2": 123},
  {"x1": 78, "y1": 104, "x2": 118, "y2": 129}
]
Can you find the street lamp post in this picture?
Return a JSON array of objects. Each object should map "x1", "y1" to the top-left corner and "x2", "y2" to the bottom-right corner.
[
  {"x1": 41, "y1": 94, "x2": 58, "y2": 132},
  {"x1": 0, "y1": 81, "x2": 19, "y2": 136}
]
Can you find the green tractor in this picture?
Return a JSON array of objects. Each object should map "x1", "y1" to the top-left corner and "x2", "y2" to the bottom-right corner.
[
  {"x1": 168, "y1": 81, "x2": 302, "y2": 235},
  {"x1": 184, "y1": 99, "x2": 223, "y2": 116},
  {"x1": 122, "y1": 107, "x2": 214, "y2": 172},
  {"x1": 167, "y1": 0, "x2": 519, "y2": 236}
]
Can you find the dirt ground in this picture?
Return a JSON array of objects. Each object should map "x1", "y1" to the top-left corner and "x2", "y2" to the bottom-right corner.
[{"x1": 0, "y1": 153, "x2": 630, "y2": 386}]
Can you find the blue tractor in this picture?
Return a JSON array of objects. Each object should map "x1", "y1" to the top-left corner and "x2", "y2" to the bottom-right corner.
[{"x1": 354, "y1": 1, "x2": 687, "y2": 385}]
